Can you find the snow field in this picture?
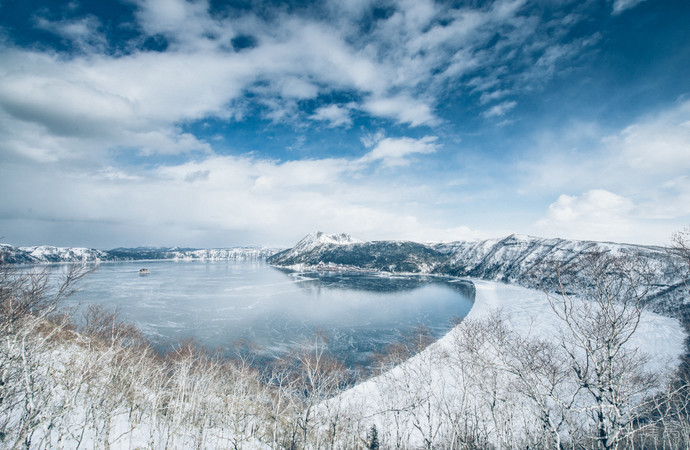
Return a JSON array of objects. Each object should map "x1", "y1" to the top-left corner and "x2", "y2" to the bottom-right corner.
[{"x1": 330, "y1": 280, "x2": 687, "y2": 448}]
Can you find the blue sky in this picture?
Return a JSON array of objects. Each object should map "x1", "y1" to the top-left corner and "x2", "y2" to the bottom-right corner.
[{"x1": 1, "y1": 0, "x2": 689, "y2": 248}]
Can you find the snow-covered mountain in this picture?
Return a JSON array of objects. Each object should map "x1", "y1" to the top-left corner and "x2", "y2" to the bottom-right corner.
[
  {"x1": 269, "y1": 232, "x2": 689, "y2": 318},
  {"x1": 3, "y1": 232, "x2": 687, "y2": 318},
  {"x1": 433, "y1": 234, "x2": 690, "y2": 314},
  {"x1": 0, "y1": 244, "x2": 279, "y2": 264},
  {"x1": 432, "y1": 233, "x2": 672, "y2": 281},
  {"x1": 268, "y1": 231, "x2": 362, "y2": 264},
  {"x1": 0, "y1": 244, "x2": 109, "y2": 263},
  {"x1": 107, "y1": 246, "x2": 279, "y2": 261},
  {"x1": 296, "y1": 231, "x2": 363, "y2": 249},
  {"x1": 267, "y1": 232, "x2": 442, "y2": 272}
]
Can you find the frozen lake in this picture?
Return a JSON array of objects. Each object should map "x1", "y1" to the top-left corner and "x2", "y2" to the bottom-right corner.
[{"x1": 65, "y1": 260, "x2": 475, "y2": 366}]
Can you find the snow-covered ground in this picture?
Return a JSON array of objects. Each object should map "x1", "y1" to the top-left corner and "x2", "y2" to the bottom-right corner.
[
  {"x1": 332, "y1": 279, "x2": 687, "y2": 447},
  {"x1": 4, "y1": 275, "x2": 685, "y2": 448},
  {"x1": 463, "y1": 280, "x2": 685, "y2": 369}
]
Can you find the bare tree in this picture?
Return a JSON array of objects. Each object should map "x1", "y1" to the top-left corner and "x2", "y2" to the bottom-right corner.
[
  {"x1": 534, "y1": 251, "x2": 661, "y2": 449},
  {"x1": 671, "y1": 227, "x2": 690, "y2": 278},
  {"x1": 0, "y1": 264, "x2": 91, "y2": 448}
]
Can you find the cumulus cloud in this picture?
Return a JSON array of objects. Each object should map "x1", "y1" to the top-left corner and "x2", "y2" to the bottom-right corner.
[
  {"x1": 518, "y1": 101, "x2": 690, "y2": 243},
  {"x1": 363, "y1": 95, "x2": 438, "y2": 127},
  {"x1": 359, "y1": 136, "x2": 438, "y2": 167},
  {"x1": 309, "y1": 103, "x2": 355, "y2": 128},
  {"x1": 132, "y1": 0, "x2": 228, "y2": 51},
  {"x1": 0, "y1": 151, "x2": 454, "y2": 247},
  {"x1": 0, "y1": 48, "x2": 247, "y2": 159}
]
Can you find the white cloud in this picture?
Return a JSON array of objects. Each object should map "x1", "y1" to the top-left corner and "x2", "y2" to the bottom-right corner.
[
  {"x1": 480, "y1": 89, "x2": 510, "y2": 105},
  {"x1": 0, "y1": 48, "x2": 250, "y2": 156},
  {"x1": 0, "y1": 151, "x2": 463, "y2": 247},
  {"x1": 606, "y1": 101, "x2": 690, "y2": 174},
  {"x1": 515, "y1": 101, "x2": 690, "y2": 244},
  {"x1": 612, "y1": 0, "x2": 647, "y2": 15},
  {"x1": 127, "y1": 130, "x2": 212, "y2": 156},
  {"x1": 34, "y1": 15, "x2": 107, "y2": 52},
  {"x1": 277, "y1": 77, "x2": 319, "y2": 99},
  {"x1": 0, "y1": 0, "x2": 603, "y2": 163},
  {"x1": 0, "y1": 0, "x2": 665, "y2": 247},
  {"x1": 359, "y1": 135, "x2": 438, "y2": 167},
  {"x1": 363, "y1": 95, "x2": 438, "y2": 127},
  {"x1": 483, "y1": 100, "x2": 517, "y2": 118},
  {"x1": 360, "y1": 130, "x2": 386, "y2": 148},
  {"x1": 133, "y1": 0, "x2": 228, "y2": 51},
  {"x1": 309, "y1": 103, "x2": 355, "y2": 128},
  {"x1": 535, "y1": 189, "x2": 637, "y2": 242},
  {"x1": 521, "y1": 100, "x2": 690, "y2": 218}
]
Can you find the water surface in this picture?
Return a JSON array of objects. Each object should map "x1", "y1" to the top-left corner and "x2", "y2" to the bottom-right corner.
[{"x1": 66, "y1": 261, "x2": 474, "y2": 366}]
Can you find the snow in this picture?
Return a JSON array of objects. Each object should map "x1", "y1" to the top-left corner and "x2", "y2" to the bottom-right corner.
[
  {"x1": 171, "y1": 248, "x2": 277, "y2": 261},
  {"x1": 4, "y1": 267, "x2": 686, "y2": 448},
  {"x1": 18, "y1": 245, "x2": 108, "y2": 262},
  {"x1": 464, "y1": 280, "x2": 684, "y2": 365},
  {"x1": 294, "y1": 231, "x2": 362, "y2": 251},
  {"x1": 275, "y1": 231, "x2": 363, "y2": 261},
  {"x1": 0, "y1": 244, "x2": 279, "y2": 263},
  {"x1": 332, "y1": 279, "x2": 687, "y2": 447}
]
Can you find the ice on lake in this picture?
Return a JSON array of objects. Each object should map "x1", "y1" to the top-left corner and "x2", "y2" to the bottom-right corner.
[{"x1": 65, "y1": 261, "x2": 475, "y2": 367}]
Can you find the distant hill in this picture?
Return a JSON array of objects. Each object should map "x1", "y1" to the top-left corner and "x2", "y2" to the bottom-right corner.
[{"x1": 0, "y1": 244, "x2": 279, "y2": 264}]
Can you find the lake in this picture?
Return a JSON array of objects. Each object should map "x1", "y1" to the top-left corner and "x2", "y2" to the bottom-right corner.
[{"x1": 65, "y1": 260, "x2": 475, "y2": 367}]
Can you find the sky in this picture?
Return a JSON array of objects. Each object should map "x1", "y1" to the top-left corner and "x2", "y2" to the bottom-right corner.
[{"x1": 0, "y1": 0, "x2": 689, "y2": 249}]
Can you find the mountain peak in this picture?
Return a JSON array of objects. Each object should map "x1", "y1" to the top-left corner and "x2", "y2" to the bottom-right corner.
[{"x1": 294, "y1": 232, "x2": 362, "y2": 251}]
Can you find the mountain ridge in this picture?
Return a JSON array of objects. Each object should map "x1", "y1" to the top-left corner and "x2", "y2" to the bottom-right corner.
[
  {"x1": 267, "y1": 232, "x2": 688, "y2": 319},
  {"x1": 3, "y1": 232, "x2": 687, "y2": 319},
  {"x1": 0, "y1": 244, "x2": 279, "y2": 264}
]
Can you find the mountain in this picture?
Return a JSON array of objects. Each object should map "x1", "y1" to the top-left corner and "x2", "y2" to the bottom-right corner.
[
  {"x1": 267, "y1": 232, "x2": 443, "y2": 273},
  {"x1": 0, "y1": 244, "x2": 279, "y2": 264},
  {"x1": 268, "y1": 232, "x2": 689, "y2": 319},
  {"x1": 0, "y1": 244, "x2": 109, "y2": 263},
  {"x1": 3, "y1": 232, "x2": 687, "y2": 319},
  {"x1": 431, "y1": 233, "x2": 672, "y2": 281},
  {"x1": 270, "y1": 231, "x2": 362, "y2": 263},
  {"x1": 106, "y1": 246, "x2": 278, "y2": 261}
]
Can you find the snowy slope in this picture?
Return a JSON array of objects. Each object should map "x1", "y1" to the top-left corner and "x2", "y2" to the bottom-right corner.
[
  {"x1": 169, "y1": 248, "x2": 278, "y2": 261},
  {"x1": 0, "y1": 244, "x2": 279, "y2": 263},
  {"x1": 21, "y1": 245, "x2": 109, "y2": 262},
  {"x1": 433, "y1": 234, "x2": 688, "y2": 316},
  {"x1": 432, "y1": 234, "x2": 672, "y2": 282},
  {"x1": 266, "y1": 231, "x2": 362, "y2": 265},
  {"x1": 293, "y1": 231, "x2": 363, "y2": 250},
  {"x1": 332, "y1": 280, "x2": 687, "y2": 448},
  {"x1": 269, "y1": 232, "x2": 689, "y2": 317},
  {"x1": 0, "y1": 245, "x2": 109, "y2": 263}
]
